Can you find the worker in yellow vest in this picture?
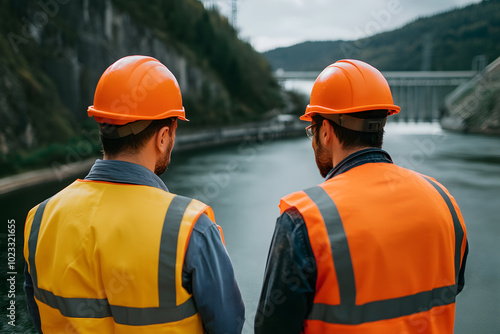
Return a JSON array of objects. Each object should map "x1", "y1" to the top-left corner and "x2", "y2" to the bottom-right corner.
[
  {"x1": 24, "y1": 55, "x2": 244, "y2": 333},
  {"x1": 255, "y1": 59, "x2": 468, "y2": 333}
]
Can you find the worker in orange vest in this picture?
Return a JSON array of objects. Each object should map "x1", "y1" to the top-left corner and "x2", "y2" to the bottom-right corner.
[
  {"x1": 255, "y1": 59, "x2": 468, "y2": 334},
  {"x1": 24, "y1": 55, "x2": 244, "y2": 333}
]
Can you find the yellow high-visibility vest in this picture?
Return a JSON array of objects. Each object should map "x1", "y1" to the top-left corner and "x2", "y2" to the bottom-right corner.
[{"x1": 24, "y1": 179, "x2": 218, "y2": 333}]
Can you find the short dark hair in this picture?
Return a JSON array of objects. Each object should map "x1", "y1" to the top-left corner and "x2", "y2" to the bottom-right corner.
[
  {"x1": 100, "y1": 118, "x2": 175, "y2": 157},
  {"x1": 312, "y1": 111, "x2": 385, "y2": 150}
]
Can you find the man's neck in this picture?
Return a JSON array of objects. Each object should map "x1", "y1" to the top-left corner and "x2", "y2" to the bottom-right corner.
[
  {"x1": 333, "y1": 146, "x2": 371, "y2": 168},
  {"x1": 103, "y1": 153, "x2": 155, "y2": 173}
]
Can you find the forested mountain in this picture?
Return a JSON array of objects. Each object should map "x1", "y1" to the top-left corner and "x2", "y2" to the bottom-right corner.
[
  {"x1": 0, "y1": 0, "x2": 285, "y2": 176},
  {"x1": 265, "y1": 0, "x2": 500, "y2": 71}
]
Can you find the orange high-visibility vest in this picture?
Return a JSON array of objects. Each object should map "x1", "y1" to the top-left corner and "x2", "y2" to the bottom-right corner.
[
  {"x1": 24, "y1": 179, "x2": 220, "y2": 333},
  {"x1": 279, "y1": 162, "x2": 467, "y2": 333}
]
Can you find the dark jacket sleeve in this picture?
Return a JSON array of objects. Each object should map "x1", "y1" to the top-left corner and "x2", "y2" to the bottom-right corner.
[
  {"x1": 24, "y1": 263, "x2": 43, "y2": 333},
  {"x1": 457, "y1": 240, "x2": 469, "y2": 294},
  {"x1": 254, "y1": 207, "x2": 317, "y2": 334},
  {"x1": 182, "y1": 214, "x2": 245, "y2": 334}
]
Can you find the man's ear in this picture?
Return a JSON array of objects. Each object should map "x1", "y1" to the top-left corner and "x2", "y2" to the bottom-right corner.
[
  {"x1": 155, "y1": 126, "x2": 170, "y2": 153},
  {"x1": 322, "y1": 119, "x2": 334, "y2": 145}
]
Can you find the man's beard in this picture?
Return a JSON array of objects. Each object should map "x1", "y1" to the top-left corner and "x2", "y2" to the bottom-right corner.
[
  {"x1": 154, "y1": 138, "x2": 174, "y2": 176},
  {"x1": 314, "y1": 137, "x2": 333, "y2": 178}
]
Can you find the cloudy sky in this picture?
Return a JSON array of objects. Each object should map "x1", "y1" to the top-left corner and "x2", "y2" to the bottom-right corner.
[{"x1": 222, "y1": 0, "x2": 481, "y2": 52}]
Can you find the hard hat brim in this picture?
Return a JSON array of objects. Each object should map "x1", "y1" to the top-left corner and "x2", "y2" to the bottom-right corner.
[
  {"x1": 300, "y1": 104, "x2": 401, "y2": 122},
  {"x1": 88, "y1": 106, "x2": 188, "y2": 125}
]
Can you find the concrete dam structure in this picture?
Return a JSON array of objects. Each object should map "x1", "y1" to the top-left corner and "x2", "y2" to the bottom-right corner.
[{"x1": 276, "y1": 70, "x2": 477, "y2": 122}]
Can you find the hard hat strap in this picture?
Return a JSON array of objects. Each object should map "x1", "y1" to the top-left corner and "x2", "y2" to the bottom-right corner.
[
  {"x1": 99, "y1": 120, "x2": 153, "y2": 138},
  {"x1": 323, "y1": 113, "x2": 387, "y2": 132}
]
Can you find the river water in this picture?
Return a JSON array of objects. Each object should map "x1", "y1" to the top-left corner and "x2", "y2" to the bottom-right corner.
[{"x1": 1, "y1": 123, "x2": 499, "y2": 333}]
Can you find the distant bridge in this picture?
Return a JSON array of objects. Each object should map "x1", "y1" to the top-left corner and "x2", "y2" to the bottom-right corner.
[{"x1": 275, "y1": 71, "x2": 477, "y2": 121}]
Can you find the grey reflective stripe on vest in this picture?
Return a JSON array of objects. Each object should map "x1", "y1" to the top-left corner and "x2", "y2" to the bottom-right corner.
[
  {"x1": 421, "y1": 176, "x2": 465, "y2": 286},
  {"x1": 303, "y1": 187, "x2": 356, "y2": 306},
  {"x1": 33, "y1": 288, "x2": 112, "y2": 318},
  {"x1": 28, "y1": 198, "x2": 51, "y2": 289},
  {"x1": 27, "y1": 195, "x2": 197, "y2": 325},
  {"x1": 303, "y1": 184, "x2": 461, "y2": 325},
  {"x1": 158, "y1": 195, "x2": 190, "y2": 307}
]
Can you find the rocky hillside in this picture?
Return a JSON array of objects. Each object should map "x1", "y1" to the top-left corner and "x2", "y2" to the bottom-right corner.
[
  {"x1": 442, "y1": 56, "x2": 500, "y2": 135},
  {"x1": 0, "y1": 0, "x2": 286, "y2": 176}
]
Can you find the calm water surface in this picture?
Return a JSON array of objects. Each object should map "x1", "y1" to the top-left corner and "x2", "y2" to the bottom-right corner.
[{"x1": 1, "y1": 123, "x2": 499, "y2": 333}]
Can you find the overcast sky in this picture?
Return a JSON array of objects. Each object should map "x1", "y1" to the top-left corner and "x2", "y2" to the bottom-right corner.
[{"x1": 219, "y1": 0, "x2": 481, "y2": 52}]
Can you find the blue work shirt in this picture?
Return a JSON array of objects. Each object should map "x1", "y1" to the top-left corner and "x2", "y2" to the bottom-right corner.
[{"x1": 25, "y1": 159, "x2": 245, "y2": 334}]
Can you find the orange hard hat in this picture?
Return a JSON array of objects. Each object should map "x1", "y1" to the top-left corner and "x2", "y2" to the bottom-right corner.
[
  {"x1": 301, "y1": 59, "x2": 400, "y2": 122},
  {"x1": 88, "y1": 55, "x2": 187, "y2": 125}
]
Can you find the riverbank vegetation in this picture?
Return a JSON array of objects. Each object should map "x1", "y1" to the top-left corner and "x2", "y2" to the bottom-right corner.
[{"x1": 0, "y1": 0, "x2": 292, "y2": 178}]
